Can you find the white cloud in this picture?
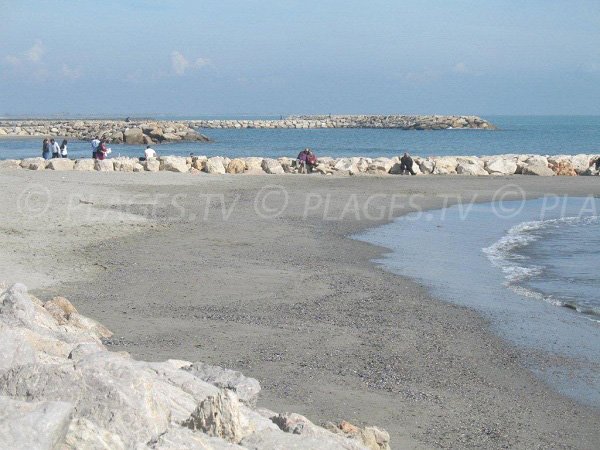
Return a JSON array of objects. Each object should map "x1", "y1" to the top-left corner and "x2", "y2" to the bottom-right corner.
[
  {"x1": 3, "y1": 55, "x2": 21, "y2": 66},
  {"x1": 452, "y1": 62, "x2": 469, "y2": 74},
  {"x1": 171, "y1": 51, "x2": 189, "y2": 75},
  {"x1": 61, "y1": 64, "x2": 82, "y2": 80},
  {"x1": 25, "y1": 40, "x2": 44, "y2": 62},
  {"x1": 171, "y1": 51, "x2": 212, "y2": 75},
  {"x1": 452, "y1": 62, "x2": 483, "y2": 76}
]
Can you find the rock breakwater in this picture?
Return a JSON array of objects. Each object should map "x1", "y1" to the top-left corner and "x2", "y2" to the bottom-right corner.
[
  {"x1": 0, "y1": 120, "x2": 211, "y2": 145},
  {"x1": 191, "y1": 115, "x2": 496, "y2": 130},
  {"x1": 0, "y1": 283, "x2": 391, "y2": 449},
  {"x1": 1, "y1": 154, "x2": 598, "y2": 176}
]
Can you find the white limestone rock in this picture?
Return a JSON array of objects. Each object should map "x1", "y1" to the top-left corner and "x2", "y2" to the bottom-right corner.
[
  {"x1": 0, "y1": 397, "x2": 73, "y2": 450},
  {"x1": 432, "y1": 157, "x2": 458, "y2": 175},
  {"x1": 206, "y1": 157, "x2": 227, "y2": 174},
  {"x1": 45, "y1": 159, "x2": 74, "y2": 171},
  {"x1": 94, "y1": 160, "x2": 114, "y2": 172},
  {"x1": 0, "y1": 159, "x2": 21, "y2": 170},
  {"x1": 456, "y1": 162, "x2": 488, "y2": 176},
  {"x1": 484, "y1": 158, "x2": 517, "y2": 175},
  {"x1": 160, "y1": 156, "x2": 189, "y2": 173},
  {"x1": 185, "y1": 362, "x2": 261, "y2": 407},
  {"x1": 73, "y1": 159, "x2": 96, "y2": 171},
  {"x1": 261, "y1": 158, "x2": 285, "y2": 175},
  {"x1": 20, "y1": 158, "x2": 47, "y2": 171}
]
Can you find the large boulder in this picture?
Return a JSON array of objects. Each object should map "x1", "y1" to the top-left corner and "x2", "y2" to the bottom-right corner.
[
  {"x1": 571, "y1": 154, "x2": 595, "y2": 174},
  {"x1": 123, "y1": 128, "x2": 144, "y2": 145},
  {"x1": 73, "y1": 159, "x2": 96, "y2": 171},
  {"x1": 484, "y1": 158, "x2": 517, "y2": 175},
  {"x1": 113, "y1": 158, "x2": 137, "y2": 172},
  {"x1": 432, "y1": 157, "x2": 458, "y2": 175},
  {"x1": 0, "y1": 397, "x2": 73, "y2": 450},
  {"x1": 144, "y1": 159, "x2": 160, "y2": 172},
  {"x1": 205, "y1": 157, "x2": 226, "y2": 174},
  {"x1": 456, "y1": 162, "x2": 488, "y2": 176},
  {"x1": 160, "y1": 156, "x2": 189, "y2": 173},
  {"x1": 522, "y1": 163, "x2": 555, "y2": 176},
  {"x1": 226, "y1": 159, "x2": 246, "y2": 174},
  {"x1": 94, "y1": 160, "x2": 114, "y2": 172},
  {"x1": 46, "y1": 159, "x2": 74, "y2": 171},
  {"x1": 261, "y1": 158, "x2": 285, "y2": 174},
  {"x1": 20, "y1": 158, "x2": 46, "y2": 171},
  {"x1": 549, "y1": 161, "x2": 577, "y2": 176},
  {"x1": 185, "y1": 363, "x2": 261, "y2": 407},
  {"x1": 0, "y1": 159, "x2": 21, "y2": 170},
  {"x1": 244, "y1": 157, "x2": 263, "y2": 172},
  {"x1": 417, "y1": 158, "x2": 435, "y2": 174},
  {"x1": 367, "y1": 158, "x2": 394, "y2": 175}
]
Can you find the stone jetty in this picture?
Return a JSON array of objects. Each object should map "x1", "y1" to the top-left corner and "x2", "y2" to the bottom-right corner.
[
  {"x1": 191, "y1": 115, "x2": 496, "y2": 130},
  {"x1": 0, "y1": 283, "x2": 391, "y2": 449},
  {"x1": 1, "y1": 154, "x2": 598, "y2": 176},
  {"x1": 0, "y1": 120, "x2": 211, "y2": 145}
]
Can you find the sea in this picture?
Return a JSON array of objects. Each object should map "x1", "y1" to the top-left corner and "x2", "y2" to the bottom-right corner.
[
  {"x1": 0, "y1": 115, "x2": 599, "y2": 160},
  {"x1": 356, "y1": 197, "x2": 600, "y2": 407}
]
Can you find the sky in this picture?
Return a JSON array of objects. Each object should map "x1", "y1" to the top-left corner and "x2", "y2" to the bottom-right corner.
[{"x1": 0, "y1": 0, "x2": 599, "y2": 116}]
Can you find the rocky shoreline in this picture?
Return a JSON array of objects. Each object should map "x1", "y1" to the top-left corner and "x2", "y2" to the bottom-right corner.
[
  {"x1": 1, "y1": 153, "x2": 598, "y2": 176},
  {"x1": 191, "y1": 115, "x2": 496, "y2": 130},
  {"x1": 0, "y1": 120, "x2": 210, "y2": 145},
  {"x1": 0, "y1": 283, "x2": 391, "y2": 449}
]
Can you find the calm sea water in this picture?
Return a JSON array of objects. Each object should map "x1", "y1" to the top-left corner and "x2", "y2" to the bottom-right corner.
[
  {"x1": 356, "y1": 197, "x2": 600, "y2": 407},
  {"x1": 1, "y1": 115, "x2": 599, "y2": 160}
]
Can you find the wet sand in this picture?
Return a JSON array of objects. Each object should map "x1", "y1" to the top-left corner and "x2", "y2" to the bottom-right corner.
[{"x1": 1, "y1": 170, "x2": 599, "y2": 449}]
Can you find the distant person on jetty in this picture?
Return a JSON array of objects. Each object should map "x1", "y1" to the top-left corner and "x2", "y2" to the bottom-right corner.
[
  {"x1": 42, "y1": 138, "x2": 50, "y2": 160},
  {"x1": 139, "y1": 145, "x2": 157, "y2": 161},
  {"x1": 91, "y1": 136, "x2": 100, "y2": 159},
  {"x1": 50, "y1": 139, "x2": 61, "y2": 159},
  {"x1": 60, "y1": 139, "x2": 68, "y2": 158},
  {"x1": 400, "y1": 152, "x2": 416, "y2": 175},
  {"x1": 592, "y1": 157, "x2": 600, "y2": 171}
]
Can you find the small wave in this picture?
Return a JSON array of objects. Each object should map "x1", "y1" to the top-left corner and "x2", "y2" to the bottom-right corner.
[{"x1": 483, "y1": 215, "x2": 600, "y2": 317}]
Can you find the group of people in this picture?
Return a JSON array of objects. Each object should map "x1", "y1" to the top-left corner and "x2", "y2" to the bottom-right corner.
[
  {"x1": 296, "y1": 148, "x2": 318, "y2": 173},
  {"x1": 41, "y1": 137, "x2": 420, "y2": 175},
  {"x1": 90, "y1": 136, "x2": 112, "y2": 160},
  {"x1": 41, "y1": 138, "x2": 68, "y2": 160},
  {"x1": 295, "y1": 148, "x2": 417, "y2": 175}
]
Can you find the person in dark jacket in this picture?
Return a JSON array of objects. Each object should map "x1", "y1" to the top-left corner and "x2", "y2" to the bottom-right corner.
[
  {"x1": 42, "y1": 138, "x2": 51, "y2": 160},
  {"x1": 400, "y1": 152, "x2": 416, "y2": 175}
]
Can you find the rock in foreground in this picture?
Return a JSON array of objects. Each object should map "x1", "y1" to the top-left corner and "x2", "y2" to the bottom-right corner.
[{"x1": 0, "y1": 283, "x2": 390, "y2": 450}]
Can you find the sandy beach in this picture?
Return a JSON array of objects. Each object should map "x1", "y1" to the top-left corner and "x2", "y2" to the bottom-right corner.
[{"x1": 1, "y1": 169, "x2": 599, "y2": 449}]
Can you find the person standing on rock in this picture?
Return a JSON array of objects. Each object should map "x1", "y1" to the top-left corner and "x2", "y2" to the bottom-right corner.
[
  {"x1": 91, "y1": 136, "x2": 100, "y2": 159},
  {"x1": 42, "y1": 138, "x2": 51, "y2": 160},
  {"x1": 96, "y1": 138, "x2": 107, "y2": 160},
  {"x1": 400, "y1": 152, "x2": 416, "y2": 175},
  {"x1": 50, "y1": 138, "x2": 61, "y2": 158},
  {"x1": 60, "y1": 139, "x2": 68, "y2": 158}
]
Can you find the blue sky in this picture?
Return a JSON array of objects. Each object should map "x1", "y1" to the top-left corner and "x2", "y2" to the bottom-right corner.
[{"x1": 1, "y1": 0, "x2": 599, "y2": 116}]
